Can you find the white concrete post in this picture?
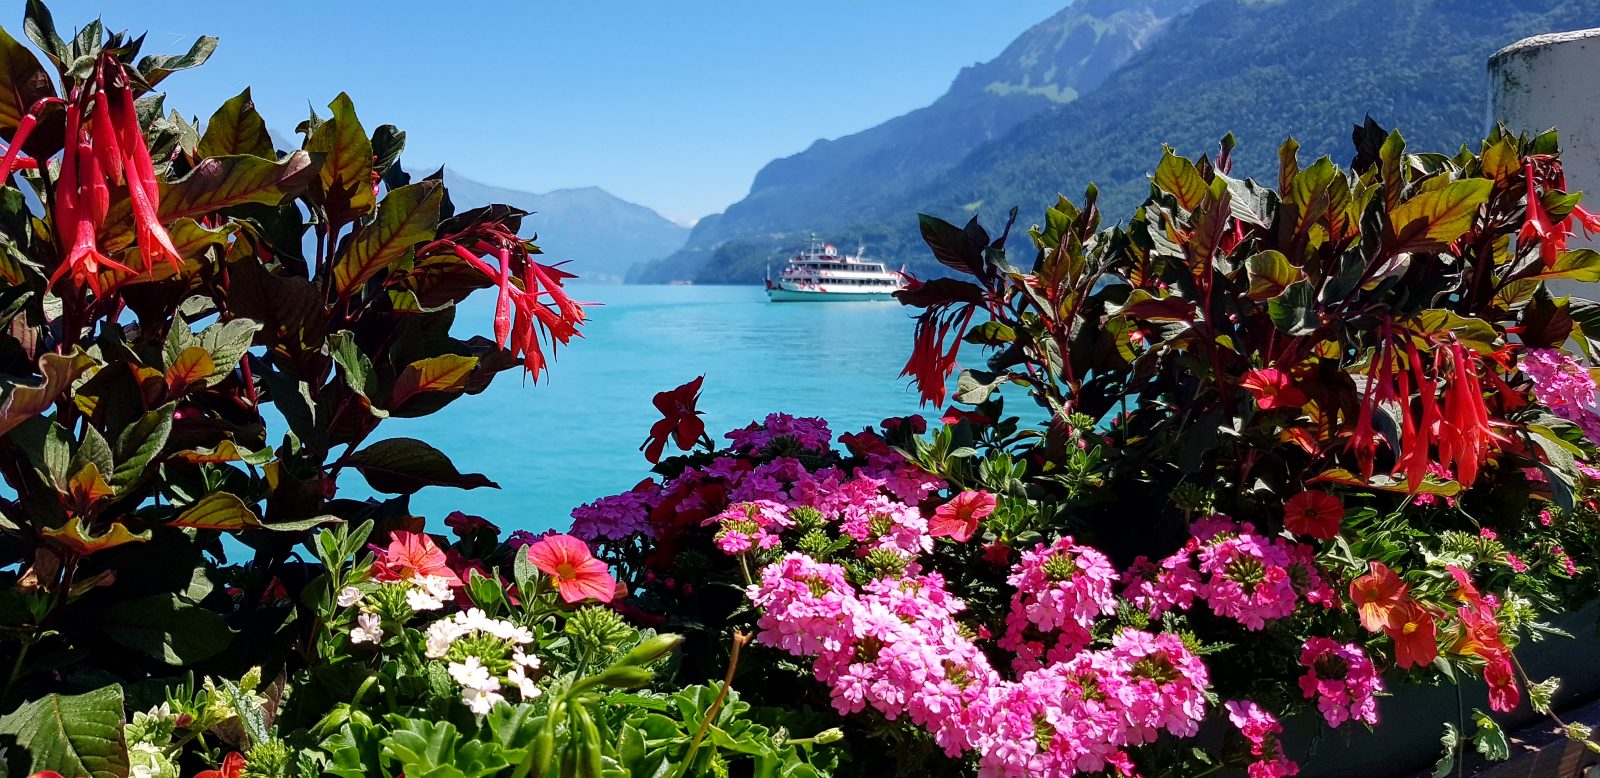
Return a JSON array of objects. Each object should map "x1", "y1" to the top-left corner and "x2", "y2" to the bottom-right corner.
[{"x1": 1490, "y1": 29, "x2": 1600, "y2": 292}]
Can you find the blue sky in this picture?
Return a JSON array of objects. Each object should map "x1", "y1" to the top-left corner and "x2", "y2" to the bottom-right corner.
[{"x1": 39, "y1": 1, "x2": 1061, "y2": 224}]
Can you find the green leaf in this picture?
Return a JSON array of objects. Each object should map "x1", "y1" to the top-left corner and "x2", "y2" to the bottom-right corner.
[
  {"x1": 137, "y1": 36, "x2": 218, "y2": 88},
  {"x1": 347, "y1": 438, "x2": 497, "y2": 494},
  {"x1": 1387, "y1": 178, "x2": 1493, "y2": 253},
  {"x1": 0, "y1": 685, "x2": 128, "y2": 778},
  {"x1": 1312, "y1": 467, "x2": 1462, "y2": 497},
  {"x1": 171, "y1": 491, "x2": 261, "y2": 530},
  {"x1": 159, "y1": 151, "x2": 317, "y2": 222},
  {"x1": 1535, "y1": 249, "x2": 1600, "y2": 283},
  {"x1": 1471, "y1": 710, "x2": 1510, "y2": 761},
  {"x1": 164, "y1": 346, "x2": 215, "y2": 392},
  {"x1": 381, "y1": 717, "x2": 508, "y2": 778},
  {"x1": 41, "y1": 517, "x2": 150, "y2": 556},
  {"x1": 1244, "y1": 250, "x2": 1296, "y2": 300},
  {"x1": 390, "y1": 354, "x2": 477, "y2": 408},
  {"x1": 0, "y1": 350, "x2": 95, "y2": 437},
  {"x1": 197, "y1": 87, "x2": 274, "y2": 158},
  {"x1": 1153, "y1": 148, "x2": 1207, "y2": 211},
  {"x1": 1267, "y1": 279, "x2": 1318, "y2": 335},
  {"x1": 329, "y1": 331, "x2": 386, "y2": 418},
  {"x1": 195, "y1": 318, "x2": 263, "y2": 386},
  {"x1": 100, "y1": 592, "x2": 235, "y2": 664},
  {"x1": 333, "y1": 180, "x2": 443, "y2": 294},
  {"x1": 0, "y1": 24, "x2": 55, "y2": 139},
  {"x1": 111, "y1": 403, "x2": 174, "y2": 494},
  {"x1": 22, "y1": 0, "x2": 68, "y2": 71},
  {"x1": 307, "y1": 92, "x2": 375, "y2": 220},
  {"x1": 953, "y1": 369, "x2": 1008, "y2": 405}
]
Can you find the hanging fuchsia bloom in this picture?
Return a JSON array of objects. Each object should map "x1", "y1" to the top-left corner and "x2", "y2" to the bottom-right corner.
[
  {"x1": 929, "y1": 489, "x2": 996, "y2": 542},
  {"x1": 1520, "y1": 162, "x2": 1563, "y2": 266},
  {"x1": 1437, "y1": 344, "x2": 1493, "y2": 488},
  {"x1": 896, "y1": 275, "x2": 984, "y2": 406},
  {"x1": 525, "y1": 533, "x2": 615, "y2": 603},
  {"x1": 446, "y1": 229, "x2": 587, "y2": 380}
]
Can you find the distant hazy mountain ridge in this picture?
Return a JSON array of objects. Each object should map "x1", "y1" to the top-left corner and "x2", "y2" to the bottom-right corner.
[
  {"x1": 629, "y1": 0, "x2": 1199, "y2": 283},
  {"x1": 633, "y1": 0, "x2": 1600, "y2": 285}
]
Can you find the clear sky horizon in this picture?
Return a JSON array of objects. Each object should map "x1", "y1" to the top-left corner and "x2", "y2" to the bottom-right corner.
[{"x1": 36, "y1": 1, "x2": 1063, "y2": 225}]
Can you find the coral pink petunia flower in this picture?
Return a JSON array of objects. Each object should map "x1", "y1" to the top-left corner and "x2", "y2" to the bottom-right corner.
[
  {"x1": 1240, "y1": 368, "x2": 1307, "y2": 410},
  {"x1": 372, "y1": 530, "x2": 462, "y2": 588},
  {"x1": 929, "y1": 490, "x2": 997, "y2": 543},
  {"x1": 526, "y1": 533, "x2": 616, "y2": 604},
  {"x1": 1349, "y1": 561, "x2": 1408, "y2": 633}
]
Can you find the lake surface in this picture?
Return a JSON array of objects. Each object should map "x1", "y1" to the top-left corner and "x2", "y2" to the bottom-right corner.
[{"x1": 377, "y1": 283, "x2": 934, "y2": 532}]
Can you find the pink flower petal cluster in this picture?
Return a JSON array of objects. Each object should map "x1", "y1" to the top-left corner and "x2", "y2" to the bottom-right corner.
[
  {"x1": 569, "y1": 486, "x2": 659, "y2": 541},
  {"x1": 838, "y1": 493, "x2": 933, "y2": 555},
  {"x1": 726, "y1": 412, "x2": 833, "y2": 452},
  {"x1": 998, "y1": 537, "x2": 1119, "y2": 671},
  {"x1": 1225, "y1": 700, "x2": 1300, "y2": 778},
  {"x1": 747, "y1": 553, "x2": 856, "y2": 655},
  {"x1": 1297, "y1": 637, "x2": 1382, "y2": 728},
  {"x1": 705, "y1": 499, "x2": 792, "y2": 555},
  {"x1": 1524, "y1": 347, "x2": 1600, "y2": 444},
  {"x1": 1122, "y1": 549, "x2": 1203, "y2": 617}
]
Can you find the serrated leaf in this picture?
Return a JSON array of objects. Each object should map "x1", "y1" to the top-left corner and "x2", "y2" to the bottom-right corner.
[
  {"x1": 171, "y1": 491, "x2": 262, "y2": 530},
  {"x1": 0, "y1": 685, "x2": 128, "y2": 778},
  {"x1": 332, "y1": 180, "x2": 443, "y2": 294},
  {"x1": 347, "y1": 437, "x2": 497, "y2": 494},
  {"x1": 391, "y1": 353, "x2": 477, "y2": 408},
  {"x1": 195, "y1": 318, "x2": 262, "y2": 386}
]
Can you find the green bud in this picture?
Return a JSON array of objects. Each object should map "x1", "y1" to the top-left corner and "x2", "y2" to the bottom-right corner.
[
  {"x1": 594, "y1": 664, "x2": 654, "y2": 690},
  {"x1": 620, "y1": 633, "x2": 683, "y2": 666},
  {"x1": 813, "y1": 728, "x2": 844, "y2": 745},
  {"x1": 573, "y1": 705, "x2": 604, "y2": 778}
]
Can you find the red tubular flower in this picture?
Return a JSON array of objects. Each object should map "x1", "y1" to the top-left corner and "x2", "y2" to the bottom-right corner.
[
  {"x1": 1520, "y1": 162, "x2": 1563, "y2": 267},
  {"x1": 641, "y1": 375, "x2": 706, "y2": 463},
  {"x1": 1241, "y1": 368, "x2": 1307, "y2": 410},
  {"x1": 1394, "y1": 340, "x2": 1436, "y2": 493},
  {"x1": 449, "y1": 233, "x2": 587, "y2": 380},
  {"x1": 1282, "y1": 489, "x2": 1342, "y2": 540},
  {"x1": 896, "y1": 275, "x2": 985, "y2": 407},
  {"x1": 1437, "y1": 345, "x2": 1492, "y2": 489},
  {"x1": 0, "y1": 96, "x2": 60, "y2": 182},
  {"x1": 525, "y1": 533, "x2": 615, "y2": 603},
  {"x1": 929, "y1": 489, "x2": 997, "y2": 543},
  {"x1": 104, "y1": 64, "x2": 182, "y2": 272}
]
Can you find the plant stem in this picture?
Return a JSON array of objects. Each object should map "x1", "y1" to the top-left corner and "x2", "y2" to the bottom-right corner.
[{"x1": 678, "y1": 630, "x2": 751, "y2": 777}]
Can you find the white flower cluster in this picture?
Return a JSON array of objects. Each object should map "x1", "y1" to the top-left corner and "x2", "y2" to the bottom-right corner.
[
  {"x1": 428, "y1": 608, "x2": 542, "y2": 715},
  {"x1": 405, "y1": 575, "x2": 455, "y2": 611}
]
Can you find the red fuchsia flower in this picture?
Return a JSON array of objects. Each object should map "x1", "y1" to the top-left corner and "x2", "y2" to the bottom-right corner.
[
  {"x1": 641, "y1": 375, "x2": 706, "y2": 464},
  {"x1": 372, "y1": 530, "x2": 462, "y2": 588},
  {"x1": 525, "y1": 533, "x2": 616, "y2": 604},
  {"x1": 1282, "y1": 490, "x2": 1342, "y2": 540},
  {"x1": 1520, "y1": 162, "x2": 1561, "y2": 266},
  {"x1": 1349, "y1": 561, "x2": 1408, "y2": 633},
  {"x1": 195, "y1": 753, "x2": 245, "y2": 778},
  {"x1": 440, "y1": 228, "x2": 586, "y2": 381},
  {"x1": 896, "y1": 275, "x2": 985, "y2": 406},
  {"x1": 928, "y1": 490, "x2": 997, "y2": 543},
  {"x1": 1241, "y1": 368, "x2": 1307, "y2": 410},
  {"x1": 1436, "y1": 344, "x2": 1494, "y2": 489},
  {"x1": 1386, "y1": 600, "x2": 1439, "y2": 670}
]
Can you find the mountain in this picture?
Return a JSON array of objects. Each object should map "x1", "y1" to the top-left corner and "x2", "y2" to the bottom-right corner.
[
  {"x1": 439, "y1": 172, "x2": 688, "y2": 283},
  {"x1": 638, "y1": 0, "x2": 1600, "y2": 285},
  {"x1": 629, "y1": 0, "x2": 1200, "y2": 283}
]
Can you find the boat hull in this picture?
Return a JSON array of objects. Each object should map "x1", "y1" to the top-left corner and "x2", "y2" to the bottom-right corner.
[{"x1": 766, "y1": 287, "x2": 899, "y2": 302}]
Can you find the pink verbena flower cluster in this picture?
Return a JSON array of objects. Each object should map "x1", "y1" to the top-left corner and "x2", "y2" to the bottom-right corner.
[
  {"x1": 726, "y1": 412, "x2": 834, "y2": 452},
  {"x1": 706, "y1": 499, "x2": 792, "y2": 554},
  {"x1": 1524, "y1": 348, "x2": 1600, "y2": 444},
  {"x1": 1225, "y1": 700, "x2": 1300, "y2": 778},
  {"x1": 569, "y1": 486, "x2": 660, "y2": 541},
  {"x1": 998, "y1": 537, "x2": 1119, "y2": 671},
  {"x1": 1297, "y1": 637, "x2": 1382, "y2": 728}
]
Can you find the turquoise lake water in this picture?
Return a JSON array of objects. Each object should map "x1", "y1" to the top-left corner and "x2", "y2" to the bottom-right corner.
[{"x1": 376, "y1": 283, "x2": 935, "y2": 533}]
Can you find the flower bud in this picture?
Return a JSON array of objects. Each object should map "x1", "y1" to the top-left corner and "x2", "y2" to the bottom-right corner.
[
  {"x1": 594, "y1": 664, "x2": 654, "y2": 690},
  {"x1": 620, "y1": 633, "x2": 682, "y2": 667},
  {"x1": 813, "y1": 728, "x2": 844, "y2": 745}
]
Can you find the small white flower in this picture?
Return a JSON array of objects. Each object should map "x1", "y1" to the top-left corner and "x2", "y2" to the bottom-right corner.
[
  {"x1": 417, "y1": 574, "x2": 455, "y2": 600},
  {"x1": 424, "y1": 619, "x2": 464, "y2": 658},
  {"x1": 336, "y1": 586, "x2": 363, "y2": 608},
  {"x1": 512, "y1": 648, "x2": 541, "y2": 671},
  {"x1": 507, "y1": 663, "x2": 541, "y2": 700},
  {"x1": 447, "y1": 656, "x2": 496, "y2": 691},
  {"x1": 461, "y1": 685, "x2": 505, "y2": 716},
  {"x1": 482, "y1": 617, "x2": 535, "y2": 645},
  {"x1": 350, "y1": 612, "x2": 384, "y2": 645},
  {"x1": 405, "y1": 585, "x2": 446, "y2": 612}
]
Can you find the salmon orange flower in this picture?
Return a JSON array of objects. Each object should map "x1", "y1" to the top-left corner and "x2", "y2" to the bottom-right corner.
[
  {"x1": 1349, "y1": 561, "x2": 1408, "y2": 633},
  {"x1": 1385, "y1": 600, "x2": 1438, "y2": 669},
  {"x1": 641, "y1": 376, "x2": 706, "y2": 463},
  {"x1": 372, "y1": 530, "x2": 462, "y2": 588},
  {"x1": 929, "y1": 490, "x2": 997, "y2": 543},
  {"x1": 526, "y1": 533, "x2": 616, "y2": 604},
  {"x1": 1282, "y1": 490, "x2": 1342, "y2": 540}
]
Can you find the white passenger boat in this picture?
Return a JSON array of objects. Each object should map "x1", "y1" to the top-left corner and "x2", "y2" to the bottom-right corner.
[{"x1": 764, "y1": 240, "x2": 906, "y2": 302}]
